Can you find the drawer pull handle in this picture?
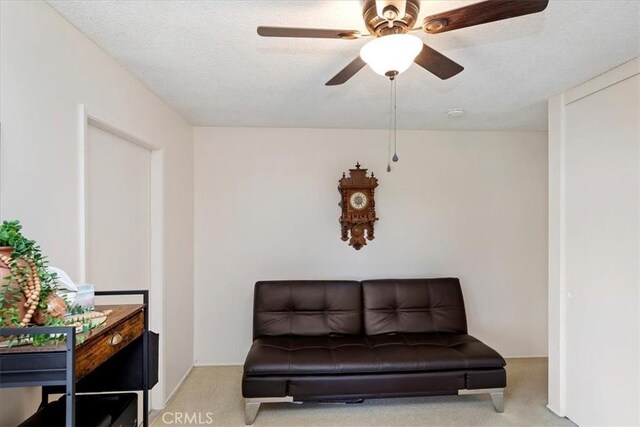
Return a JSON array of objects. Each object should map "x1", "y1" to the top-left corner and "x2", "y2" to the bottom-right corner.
[{"x1": 110, "y1": 332, "x2": 123, "y2": 346}]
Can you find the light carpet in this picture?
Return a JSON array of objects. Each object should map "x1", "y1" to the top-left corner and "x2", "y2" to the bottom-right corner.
[{"x1": 152, "y1": 358, "x2": 574, "y2": 426}]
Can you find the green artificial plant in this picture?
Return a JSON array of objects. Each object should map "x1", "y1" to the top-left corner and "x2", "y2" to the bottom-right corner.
[{"x1": 0, "y1": 220, "x2": 57, "y2": 326}]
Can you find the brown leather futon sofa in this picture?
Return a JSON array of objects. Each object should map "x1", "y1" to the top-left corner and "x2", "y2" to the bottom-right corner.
[{"x1": 242, "y1": 278, "x2": 506, "y2": 424}]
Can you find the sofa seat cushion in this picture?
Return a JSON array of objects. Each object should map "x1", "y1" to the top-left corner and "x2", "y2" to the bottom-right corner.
[{"x1": 243, "y1": 333, "x2": 505, "y2": 376}]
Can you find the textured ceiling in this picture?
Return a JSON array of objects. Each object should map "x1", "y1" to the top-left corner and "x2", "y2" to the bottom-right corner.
[{"x1": 48, "y1": 0, "x2": 639, "y2": 131}]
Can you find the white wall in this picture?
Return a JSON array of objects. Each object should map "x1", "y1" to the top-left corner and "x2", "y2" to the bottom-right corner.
[
  {"x1": 193, "y1": 127, "x2": 548, "y2": 365},
  {"x1": 0, "y1": 1, "x2": 194, "y2": 424},
  {"x1": 548, "y1": 58, "x2": 639, "y2": 424}
]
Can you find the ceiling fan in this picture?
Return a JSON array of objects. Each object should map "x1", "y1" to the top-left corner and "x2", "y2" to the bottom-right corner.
[{"x1": 257, "y1": 0, "x2": 549, "y2": 85}]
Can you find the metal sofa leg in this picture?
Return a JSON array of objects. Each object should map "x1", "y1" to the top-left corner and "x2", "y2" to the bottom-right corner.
[
  {"x1": 245, "y1": 400, "x2": 261, "y2": 425},
  {"x1": 489, "y1": 390, "x2": 504, "y2": 413},
  {"x1": 458, "y1": 388, "x2": 505, "y2": 413},
  {"x1": 244, "y1": 397, "x2": 294, "y2": 425}
]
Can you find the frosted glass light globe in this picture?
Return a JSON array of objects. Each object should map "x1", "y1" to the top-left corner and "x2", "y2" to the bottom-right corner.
[{"x1": 359, "y1": 34, "x2": 423, "y2": 77}]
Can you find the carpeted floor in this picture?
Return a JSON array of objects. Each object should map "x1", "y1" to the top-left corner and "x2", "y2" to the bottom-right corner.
[{"x1": 152, "y1": 358, "x2": 574, "y2": 426}]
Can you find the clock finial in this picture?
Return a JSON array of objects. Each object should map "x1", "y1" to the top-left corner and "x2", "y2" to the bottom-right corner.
[
  {"x1": 342, "y1": 172, "x2": 346, "y2": 178},
  {"x1": 355, "y1": 162, "x2": 361, "y2": 169}
]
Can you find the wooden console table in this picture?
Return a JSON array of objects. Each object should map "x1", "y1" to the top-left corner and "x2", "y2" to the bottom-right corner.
[{"x1": 0, "y1": 290, "x2": 156, "y2": 427}]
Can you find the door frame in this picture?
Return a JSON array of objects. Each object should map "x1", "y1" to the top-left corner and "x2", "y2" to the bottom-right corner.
[
  {"x1": 547, "y1": 57, "x2": 640, "y2": 418},
  {"x1": 78, "y1": 104, "x2": 166, "y2": 410}
]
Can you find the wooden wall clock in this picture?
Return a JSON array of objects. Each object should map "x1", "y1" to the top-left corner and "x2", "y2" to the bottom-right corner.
[{"x1": 338, "y1": 163, "x2": 379, "y2": 250}]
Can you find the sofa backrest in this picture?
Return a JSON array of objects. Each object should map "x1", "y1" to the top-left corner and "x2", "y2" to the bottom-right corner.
[
  {"x1": 253, "y1": 281, "x2": 362, "y2": 338},
  {"x1": 361, "y1": 278, "x2": 467, "y2": 335}
]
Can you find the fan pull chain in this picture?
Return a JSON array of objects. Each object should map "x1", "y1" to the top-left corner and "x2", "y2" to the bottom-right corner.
[
  {"x1": 392, "y1": 77, "x2": 398, "y2": 163},
  {"x1": 387, "y1": 77, "x2": 393, "y2": 172}
]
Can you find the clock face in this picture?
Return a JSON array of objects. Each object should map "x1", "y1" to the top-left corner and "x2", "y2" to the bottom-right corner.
[{"x1": 350, "y1": 192, "x2": 368, "y2": 210}]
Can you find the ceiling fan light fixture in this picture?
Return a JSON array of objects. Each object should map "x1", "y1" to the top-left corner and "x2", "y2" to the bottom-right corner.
[{"x1": 359, "y1": 34, "x2": 422, "y2": 77}]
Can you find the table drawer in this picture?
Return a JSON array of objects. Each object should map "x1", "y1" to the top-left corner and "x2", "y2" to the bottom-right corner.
[{"x1": 75, "y1": 310, "x2": 145, "y2": 380}]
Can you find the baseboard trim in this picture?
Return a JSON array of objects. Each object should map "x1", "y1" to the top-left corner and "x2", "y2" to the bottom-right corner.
[
  {"x1": 193, "y1": 362, "x2": 243, "y2": 367},
  {"x1": 193, "y1": 357, "x2": 547, "y2": 366},
  {"x1": 164, "y1": 365, "x2": 194, "y2": 407},
  {"x1": 505, "y1": 355, "x2": 548, "y2": 359},
  {"x1": 546, "y1": 404, "x2": 565, "y2": 417}
]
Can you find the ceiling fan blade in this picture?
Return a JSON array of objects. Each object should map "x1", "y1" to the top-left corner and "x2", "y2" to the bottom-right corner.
[
  {"x1": 326, "y1": 57, "x2": 367, "y2": 86},
  {"x1": 413, "y1": 44, "x2": 464, "y2": 80},
  {"x1": 257, "y1": 26, "x2": 362, "y2": 40},
  {"x1": 422, "y1": 0, "x2": 549, "y2": 34}
]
